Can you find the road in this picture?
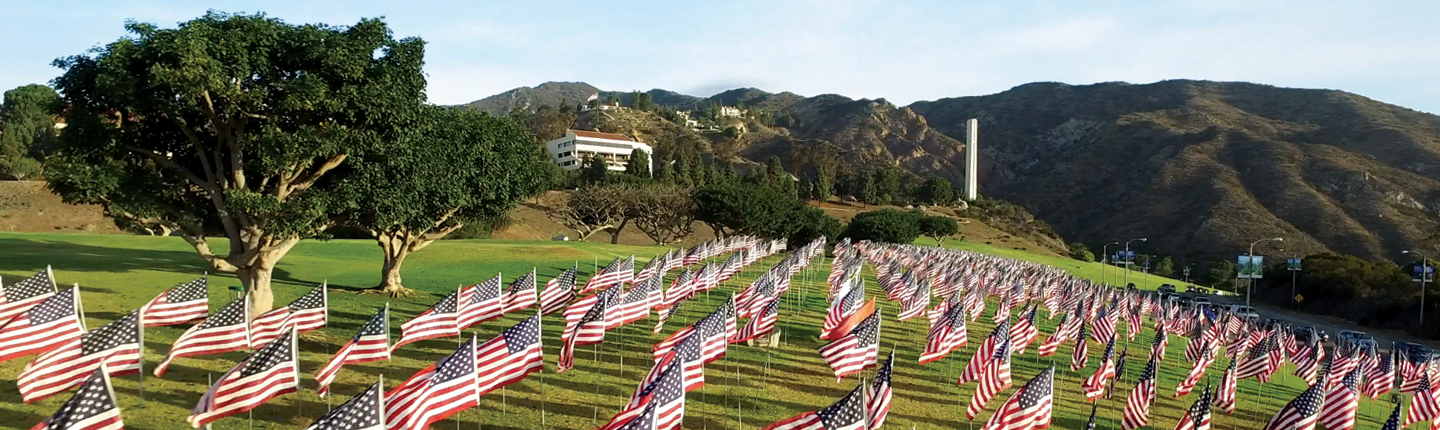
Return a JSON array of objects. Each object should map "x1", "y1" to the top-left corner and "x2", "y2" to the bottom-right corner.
[{"x1": 1206, "y1": 292, "x2": 1438, "y2": 354}]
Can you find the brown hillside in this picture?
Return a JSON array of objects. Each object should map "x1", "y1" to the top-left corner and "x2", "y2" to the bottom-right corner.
[{"x1": 0, "y1": 181, "x2": 123, "y2": 234}]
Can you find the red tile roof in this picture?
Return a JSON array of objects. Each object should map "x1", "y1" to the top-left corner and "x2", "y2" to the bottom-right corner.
[{"x1": 571, "y1": 129, "x2": 632, "y2": 142}]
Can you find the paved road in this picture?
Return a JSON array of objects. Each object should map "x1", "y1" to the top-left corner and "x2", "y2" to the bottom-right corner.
[{"x1": 1206, "y1": 292, "x2": 1438, "y2": 354}]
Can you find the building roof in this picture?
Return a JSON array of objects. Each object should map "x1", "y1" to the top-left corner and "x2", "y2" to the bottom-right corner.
[{"x1": 571, "y1": 129, "x2": 633, "y2": 142}]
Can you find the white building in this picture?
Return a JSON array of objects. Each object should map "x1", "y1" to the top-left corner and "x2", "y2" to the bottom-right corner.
[
  {"x1": 546, "y1": 129, "x2": 654, "y2": 172},
  {"x1": 718, "y1": 106, "x2": 746, "y2": 117}
]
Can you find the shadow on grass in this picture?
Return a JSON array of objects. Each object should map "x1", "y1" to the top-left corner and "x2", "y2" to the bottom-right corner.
[{"x1": 0, "y1": 237, "x2": 318, "y2": 289}]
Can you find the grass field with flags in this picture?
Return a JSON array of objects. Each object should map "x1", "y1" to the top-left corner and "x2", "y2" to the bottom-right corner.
[{"x1": 0, "y1": 232, "x2": 1407, "y2": 429}]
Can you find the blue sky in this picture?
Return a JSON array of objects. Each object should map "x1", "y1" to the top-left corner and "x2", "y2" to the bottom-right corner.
[{"x1": 4, "y1": 0, "x2": 1439, "y2": 112}]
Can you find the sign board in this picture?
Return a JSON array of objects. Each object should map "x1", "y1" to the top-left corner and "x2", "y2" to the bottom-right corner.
[
  {"x1": 1295, "y1": 294, "x2": 1304, "y2": 303},
  {"x1": 1287, "y1": 258, "x2": 1302, "y2": 272},
  {"x1": 1237, "y1": 255, "x2": 1265, "y2": 279},
  {"x1": 1413, "y1": 265, "x2": 1435, "y2": 283}
]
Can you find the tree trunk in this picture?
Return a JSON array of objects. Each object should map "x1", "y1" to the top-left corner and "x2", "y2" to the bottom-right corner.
[
  {"x1": 610, "y1": 218, "x2": 630, "y2": 244},
  {"x1": 379, "y1": 249, "x2": 407, "y2": 292},
  {"x1": 237, "y1": 253, "x2": 279, "y2": 316},
  {"x1": 365, "y1": 231, "x2": 422, "y2": 298}
]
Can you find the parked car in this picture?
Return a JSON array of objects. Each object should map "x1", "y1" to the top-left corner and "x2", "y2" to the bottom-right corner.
[
  {"x1": 1192, "y1": 297, "x2": 1212, "y2": 307},
  {"x1": 1158, "y1": 284, "x2": 1177, "y2": 295},
  {"x1": 1397, "y1": 342, "x2": 1429, "y2": 359},
  {"x1": 1230, "y1": 305, "x2": 1260, "y2": 319},
  {"x1": 1337, "y1": 330, "x2": 1373, "y2": 346}
]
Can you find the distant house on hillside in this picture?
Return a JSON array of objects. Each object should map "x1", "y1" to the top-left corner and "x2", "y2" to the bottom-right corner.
[
  {"x1": 545, "y1": 129, "x2": 653, "y2": 172},
  {"x1": 718, "y1": 106, "x2": 746, "y2": 117}
]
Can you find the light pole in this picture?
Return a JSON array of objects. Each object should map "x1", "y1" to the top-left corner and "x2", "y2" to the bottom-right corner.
[
  {"x1": 1245, "y1": 237, "x2": 1284, "y2": 309},
  {"x1": 1184, "y1": 264, "x2": 1194, "y2": 284},
  {"x1": 1124, "y1": 238, "x2": 1147, "y2": 287},
  {"x1": 1404, "y1": 250, "x2": 1430, "y2": 328},
  {"x1": 1101, "y1": 241, "x2": 1120, "y2": 286}
]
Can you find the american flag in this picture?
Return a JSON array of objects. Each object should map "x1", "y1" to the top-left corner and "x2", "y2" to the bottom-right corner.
[
  {"x1": 961, "y1": 321, "x2": 1011, "y2": 385},
  {"x1": 458, "y1": 275, "x2": 503, "y2": 330},
  {"x1": 0, "y1": 286, "x2": 83, "y2": 364},
  {"x1": 1085, "y1": 402, "x2": 1098, "y2": 430},
  {"x1": 896, "y1": 278, "x2": 931, "y2": 322},
  {"x1": 1010, "y1": 306, "x2": 1039, "y2": 354},
  {"x1": 558, "y1": 287, "x2": 617, "y2": 373},
  {"x1": 1319, "y1": 369, "x2": 1360, "y2": 430},
  {"x1": 601, "y1": 354, "x2": 687, "y2": 430},
  {"x1": 539, "y1": 266, "x2": 578, "y2": 315},
  {"x1": 29, "y1": 367, "x2": 123, "y2": 430},
  {"x1": 867, "y1": 350, "x2": 894, "y2": 428},
  {"x1": 683, "y1": 244, "x2": 705, "y2": 267},
  {"x1": 1363, "y1": 353, "x2": 1395, "y2": 399},
  {"x1": 731, "y1": 297, "x2": 779, "y2": 344},
  {"x1": 1149, "y1": 324, "x2": 1169, "y2": 362},
  {"x1": 614, "y1": 275, "x2": 663, "y2": 327},
  {"x1": 1293, "y1": 342, "x2": 1322, "y2": 385},
  {"x1": 1405, "y1": 375, "x2": 1440, "y2": 427},
  {"x1": 1262, "y1": 365, "x2": 1327, "y2": 430},
  {"x1": 1092, "y1": 305, "x2": 1117, "y2": 344},
  {"x1": 188, "y1": 328, "x2": 300, "y2": 428},
  {"x1": 391, "y1": 288, "x2": 459, "y2": 352},
  {"x1": 1121, "y1": 356, "x2": 1158, "y2": 430},
  {"x1": 664, "y1": 249, "x2": 685, "y2": 272},
  {"x1": 581, "y1": 256, "x2": 634, "y2": 295},
  {"x1": 980, "y1": 367, "x2": 1054, "y2": 430},
  {"x1": 967, "y1": 336, "x2": 1013, "y2": 419},
  {"x1": 817, "y1": 310, "x2": 881, "y2": 382},
  {"x1": 737, "y1": 273, "x2": 777, "y2": 319},
  {"x1": 661, "y1": 269, "x2": 696, "y2": 310},
  {"x1": 635, "y1": 255, "x2": 664, "y2": 284},
  {"x1": 306, "y1": 380, "x2": 384, "y2": 430},
  {"x1": 1213, "y1": 359, "x2": 1238, "y2": 414},
  {"x1": 501, "y1": 269, "x2": 538, "y2": 314},
  {"x1": 1173, "y1": 385, "x2": 1213, "y2": 430},
  {"x1": 1237, "y1": 329, "x2": 1279, "y2": 381},
  {"x1": 475, "y1": 314, "x2": 543, "y2": 397},
  {"x1": 384, "y1": 336, "x2": 478, "y2": 430},
  {"x1": 19, "y1": 310, "x2": 141, "y2": 403},
  {"x1": 1, "y1": 267, "x2": 57, "y2": 325},
  {"x1": 251, "y1": 283, "x2": 328, "y2": 348},
  {"x1": 1035, "y1": 312, "x2": 1070, "y2": 357},
  {"x1": 316, "y1": 304, "x2": 390, "y2": 395},
  {"x1": 155, "y1": 297, "x2": 248, "y2": 377},
  {"x1": 669, "y1": 329, "x2": 707, "y2": 391},
  {"x1": 140, "y1": 276, "x2": 207, "y2": 327},
  {"x1": 821, "y1": 283, "x2": 863, "y2": 340},
  {"x1": 1082, "y1": 336, "x2": 1117, "y2": 401},
  {"x1": 698, "y1": 298, "x2": 736, "y2": 363},
  {"x1": 920, "y1": 296, "x2": 968, "y2": 364},
  {"x1": 1381, "y1": 402, "x2": 1402, "y2": 430},
  {"x1": 1175, "y1": 343, "x2": 1214, "y2": 398},
  {"x1": 1110, "y1": 347, "x2": 1128, "y2": 399},
  {"x1": 1071, "y1": 324, "x2": 1090, "y2": 372},
  {"x1": 761, "y1": 384, "x2": 867, "y2": 430}
]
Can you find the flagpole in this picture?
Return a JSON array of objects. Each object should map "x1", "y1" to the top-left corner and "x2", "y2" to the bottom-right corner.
[
  {"x1": 205, "y1": 373, "x2": 214, "y2": 430},
  {"x1": 137, "y1": 308, "x2": 146, "y2": 405}
]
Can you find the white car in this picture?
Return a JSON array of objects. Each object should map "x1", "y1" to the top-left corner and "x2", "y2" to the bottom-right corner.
[{"x1": 1230, "y1": 305, "x2": 1260, "y2": 319}]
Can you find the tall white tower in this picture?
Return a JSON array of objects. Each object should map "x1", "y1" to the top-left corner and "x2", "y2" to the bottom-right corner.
[{"x1": 964, "y1": 118, "x2": 979, "y2": 201}]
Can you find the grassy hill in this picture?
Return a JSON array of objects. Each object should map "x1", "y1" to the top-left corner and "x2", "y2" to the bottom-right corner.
[{"x1": 0, "y1": 232, "x2": 1401, "y2": 430}]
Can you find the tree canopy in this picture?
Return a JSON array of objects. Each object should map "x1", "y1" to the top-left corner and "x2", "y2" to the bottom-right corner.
[
  {"x1": 0, "y1": 84, "x2": 61, "y2": 178},
  {"x1": 843, "y1": 209, "x2": 921, "y2": 244},
  {"x1": 338, "y1": 106, "x2": 548, "y2": 295},
  {"x1": 45, "y1": 12, "x2": 427, "y2": 314},
  {"x1": 917, "y1": 214, "x2": 959, "y2": 246}
]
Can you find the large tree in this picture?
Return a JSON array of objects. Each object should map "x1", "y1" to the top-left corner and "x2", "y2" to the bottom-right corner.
[
  {"x1": 625, "y1": 148, "x2": 650, "y2": 178},
  {"x1": 339, "y1": 106, "x2": 547, "y2": 296},
  {"x1": 45, "y1": 13, "x2": 426, "y2": 314},
  {"x1": 629, "y1": 184, "x2": 695, "y2": 245},
  {"x1": 0, "y1": 84, "x2": 61, "y2": 178},
  {"x1": 542, "y1": 183, "x2": 632, "y2": 242}
]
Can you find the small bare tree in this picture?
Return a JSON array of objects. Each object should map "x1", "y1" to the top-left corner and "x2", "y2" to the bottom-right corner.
[
  {"x1": 543, "y1": 184, "x2": 632, "y2": 241},
  {"x1": 632, "y1": 185, "x2": 696, "y2": 245}
]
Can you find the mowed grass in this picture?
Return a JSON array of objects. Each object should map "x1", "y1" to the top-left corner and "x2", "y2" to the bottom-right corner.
[
  {"x1": 919, "y1": 237, "x2": 1209, "y2": 293},
  {"x1": 0, "y1": 232, "x2": 1407, "y2": 430}
]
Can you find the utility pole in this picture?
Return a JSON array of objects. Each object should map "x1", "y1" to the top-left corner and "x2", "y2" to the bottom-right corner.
[
  {"x1": 1287, "y1": 254, "x2": 1302, "y2": 309},
  {"x1": 1405, "y1": 250, "x2": 1430, "y2": 327}
]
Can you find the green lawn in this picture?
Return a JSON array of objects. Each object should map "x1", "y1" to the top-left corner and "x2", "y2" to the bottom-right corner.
[{"x1": 0, "y1": 233, "x2": 1403, "y2": 429}]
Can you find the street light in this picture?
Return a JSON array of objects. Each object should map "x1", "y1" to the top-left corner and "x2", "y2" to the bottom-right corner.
[
  {"x1": 1245, "y1": 237, "x2": 1284, "y2": 309},
  {"x1": 1124, "y1": 238, "x2": 1147, "y2": 288},
  {"x1": 1405, "y1": 250, "x2": 1430, "y2": 327},
  {"x1": 1101, "y1": 241, "x2": 1120, "y2": 286},
  {"x1": 1184, "y1": 263, "x2": 1195, "y2": 284}
]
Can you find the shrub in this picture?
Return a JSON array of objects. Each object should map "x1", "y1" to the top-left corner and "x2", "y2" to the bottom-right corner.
[{"x1": 842, "y1": 209, "x2": 920, "y2": 244}]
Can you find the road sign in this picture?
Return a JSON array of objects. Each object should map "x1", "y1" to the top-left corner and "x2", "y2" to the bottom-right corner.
[
  {"x1": 1287, "y1": 258, "x2": 1302, "y2": 271},
  {"x1": 1238, "y1": 255, "x2": 1265, "y2": 279},
  {"x1": 1294, "y1": 294, "x2": 1304, "y2": 303}
]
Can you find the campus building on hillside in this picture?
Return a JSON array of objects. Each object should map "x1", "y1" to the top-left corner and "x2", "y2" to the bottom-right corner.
[{"x1": 545, "y1": 129, "x2": 653, "y2": 172}]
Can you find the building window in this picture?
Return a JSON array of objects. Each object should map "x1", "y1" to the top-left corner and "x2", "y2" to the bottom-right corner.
[{"x1": 560, "y1": 160, "x2": 575, "y2": 167}]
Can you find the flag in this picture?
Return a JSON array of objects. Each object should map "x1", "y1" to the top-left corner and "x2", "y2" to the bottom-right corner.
[
  {"x1": 817, "y1": 310, "x2": 881, "y2": 382},
  {"x1": 1381, "y1": 402, "x2": 1401, "y2": 430},
  {"x1": 28, "y1": 367, "x2": 123, "y2": 430},
  {"x1": 539, "y1": 267, "x2": 578, "y2": 315},
  {"x1": 1213, "y1": 359, "x2": 1238, "y2": 414},
  {"x1": 392, "y1": 288, "x2": 459, "y2": 352},
  {"x1": 731, "y1": 298, "x2": 779, "y2": 344},
  {"x1": 1110, "y1": 347, "x2": 1128, "y2": 399},
  {"x1": 475, "y1": 314, "x2": 543, "y2": 397},
  {"x1": 1319, "y1": 369, "x2": 1360, "y2": 430},
  {"x1": 967, "y1": 336, "x2": 1013, "y2": 419},
  {"x1": 1174, "y1": 386, "x2": 1213, "y2": 430},
  {"x1": 384, "y1": 336, "x2": 478, "y2": 430},
  {"x1": 1035, "y1": 313, "x2": 1070, "y2": 357},
  {"x1": 661, "y1": 269, "x2": 696, "y2": 310},
  {"x1": 317, "y1": 305, "x2": 390, "y2": 395},
  {"x1": 581, "y1": 256, "x2": 634, "y2": 295},
  {"x1": 501, "y1": 270, "x2": 538, "y2": 314},
  {"x1": 140, "y1": 276, "x2": 207, "y2": 327},
  {"x1": 251, "y1": 283, "x2": 327, "y2": 347},
  {"x1": 188, "y1": 328, "x2": 300, "y2": 428},
  {"x1": 1071, "y1": 324, "x2": 1090, "y2": 372},
  {"x1": 697, "y1": 298, "x2": 737, "y2": 363},
  {"x1": 615, "y1": 275, "x2": 663, "y2": 326},
  {"x1": 920, "y1": 296, "x2": 968, "y2": 364},
  {"x1": 1262, "y1": 368, "x2": 1327, "y2": 430},
  {"x1": 1086, "y1": 402, "x2": 1098, "y2": 430},
  {"x1": 600, "y1": 354, "x2": 686, "y2": 430},
  {"x1": 1122, "y1": 357, "x2": 1158, "y2": 430},
  {"x1": 867, "y1": 350, "x2": 895, "y2": 428},
  {"x1": 1175, "y1": 344, "x2": 1214, "y2": 398},
  {"x1": 761, "y1": 384, "x2": 867, "y2": 430},
  {"x1": 980, "y1": 367, "x2": 1054, "y2": 430},
  {"x1": 1082, "y1": 337, "x2": 1117, "y2": 401},
  {"x1": 961, "y1": 321, "x2": 1011, "y2": 385},
  {"x1": 1010, "y1": 306, "x2": 1039, "y2": 354},
  {"x1": 155, "y1": 297, "x2": 249, "y2": 377},
  {"x1": 1363, "y1": 353, "x2": 1395, "y2": 399},
  {"x1": 1149, "y1": 325, "x2": 1169, "y2": 362},
  {"x1": 821, "y1": 284, "x2": 863, "y2": 340},
  {"x1": 635, "y1": 255, "x2": 664, "y2": 284},
  {"x1": 306, "y1": 380, "x2": 384, "y2": 430},
  {"x1": 19, "y1": 310, "x2": 141, "y2": 403},
  {"x1": 1405, "y1": 376, "x2": 1440, "y2": 427},
  {"x1": 0, "y1": 286, "x2": 83, "y2": 364},
  {"x1": 1237, "y1": 330, "x2": 1279, "y2": 382},
  {"x1": 1, "y1": 267, "x2": 57, "y2": 325},
  {"x1": 458, "y1": 275, "x2": 503, "y2": 330},
  {"x1": 558, "y1": 287, "x2": 618, "y2": 373}
]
